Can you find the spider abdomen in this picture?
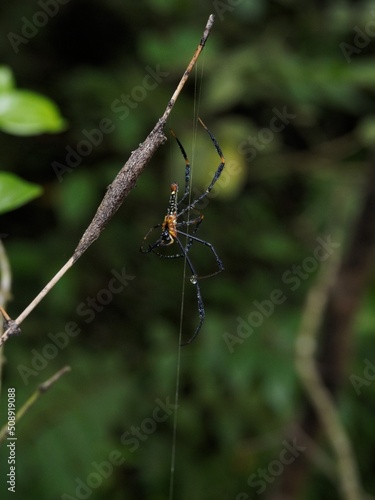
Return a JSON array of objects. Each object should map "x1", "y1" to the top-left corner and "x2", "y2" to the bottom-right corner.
[{"x1": 161, "y1": 215, "x2": 177, "y2": 245}]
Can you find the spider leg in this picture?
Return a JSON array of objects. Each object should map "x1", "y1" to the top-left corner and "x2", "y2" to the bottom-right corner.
[
  {"x1": 176, "y1": 213, "x2": 203, "y2": 228},
  {"x1": 144, "y1": 218, "x2": 202, "y2": 260},
  {"x1": 144, "y1": 217, "x2": 201, "y2": 259},
  {"x1": 140, "y1": 224, "x2": 162, "y2": 253},
  {"x1": 151, "y1": 217, "x2": 201, "y2": 259},
  {"x1": 178, "y1": 118, "x2": 225, "y2": 217},
  {"x1": 176, "y1": 213, "x2": 204, "y2": 253},
  {"x1": 170, "y1": 129, "x2": 191, "y2": 206},
  {"x1": 177, "y1": 230, "x2": 224, "y2": 277},
  {"x1": 175, "y1": 236, "x2": 205, "y2": 345},
  {"x1": 152, "y1": 250, "x2": 184, "y2": 259}
]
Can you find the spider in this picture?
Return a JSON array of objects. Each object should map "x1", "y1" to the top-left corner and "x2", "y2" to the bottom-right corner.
[{"x1": 140, "y1": 118, "x2": 225, "y2": 345}]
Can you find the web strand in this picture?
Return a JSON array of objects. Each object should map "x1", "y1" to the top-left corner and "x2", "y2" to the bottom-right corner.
[{"x1": 168, "y1": 58, "x2": 205, "y2": 500}]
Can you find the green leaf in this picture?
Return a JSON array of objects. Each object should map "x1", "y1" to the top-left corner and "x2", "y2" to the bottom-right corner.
[
  {"x1": 0, "y1": 90, "x2": 67, "y2": 135},
  {"x1": 0, "y1": 66, "x2": 15, "y2": 93},
  {"x1": 0, "y1": 172, "x2": 42, "y2": 214}
]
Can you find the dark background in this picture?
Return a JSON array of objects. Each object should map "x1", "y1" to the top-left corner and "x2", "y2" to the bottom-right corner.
[{"x1": 1, "y1": 1, "x2": 375, "y2": 499}]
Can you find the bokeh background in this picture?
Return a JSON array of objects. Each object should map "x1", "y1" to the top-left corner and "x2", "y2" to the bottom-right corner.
[{"x1": 1, "y1": 1, "x2": 375, "y2": 499}]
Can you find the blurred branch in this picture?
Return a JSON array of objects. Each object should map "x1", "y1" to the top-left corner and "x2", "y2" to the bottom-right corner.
[
  {"x1": 0, "y1": 239, "x2": 12, "y2": 396},
  {"x1": 0, "y1": 14, "x2": 215, "y2": 348},
  {"x1": 270, "y1": 161, "x2": 375, "y2": 500},
  {"x1": 0, "y1": 365, "x2": 71, "y2": 444},
  {"x1": 0, "y1": 240, "x2": 11, "y2": 306},
  {"x1": 295, "y1": 239, "x2": 362, "y2": 500}
]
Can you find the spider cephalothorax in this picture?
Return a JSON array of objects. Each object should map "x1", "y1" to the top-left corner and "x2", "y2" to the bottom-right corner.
[{"x1": 141, "y1": 119, "x2": 225, "y2": 345}]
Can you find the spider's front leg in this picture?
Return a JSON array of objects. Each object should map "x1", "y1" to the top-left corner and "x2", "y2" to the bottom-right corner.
[{"x1": 140, "y1": 224, "x2": 162, "y2": 253}]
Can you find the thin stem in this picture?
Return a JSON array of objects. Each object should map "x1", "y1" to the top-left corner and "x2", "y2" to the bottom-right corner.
[
  {"x1": 15, "y1": 257, "x2": 75, "y2": 327},
  {"x1": 161, "y1": 14, "x2": 214, "y2": 124},
  {"x1": 0, "y1": 365, "x2": 71, "y2": 444}
]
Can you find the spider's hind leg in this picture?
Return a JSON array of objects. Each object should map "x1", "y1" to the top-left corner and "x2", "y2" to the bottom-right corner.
[
  {"x1": 175, "y1": 236, "x2": 206, "y2": 345},
  {"x1": 181, "y1": 277, "x2": 205, "y2": 345},
  {"x1": 177, "y1": 230, "x2": 224, "y2": 278},
  {"x1": 176, "y1": 212, "x2": 204, "y2": 253}
]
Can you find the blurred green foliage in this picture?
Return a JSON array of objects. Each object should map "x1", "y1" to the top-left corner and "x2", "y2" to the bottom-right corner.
[
  {"x1": 0, "y1": 172, "x2": 42, "y2": 215},
  {"x1": 0, "y1": 65, "x2": 65, "y2": 214},
  {"x1": 0, "y1": 66, "x2": 66, "y2": 136},
  {"x1": 0, "y1": 0, "x2": 375, "y2": 499}
]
